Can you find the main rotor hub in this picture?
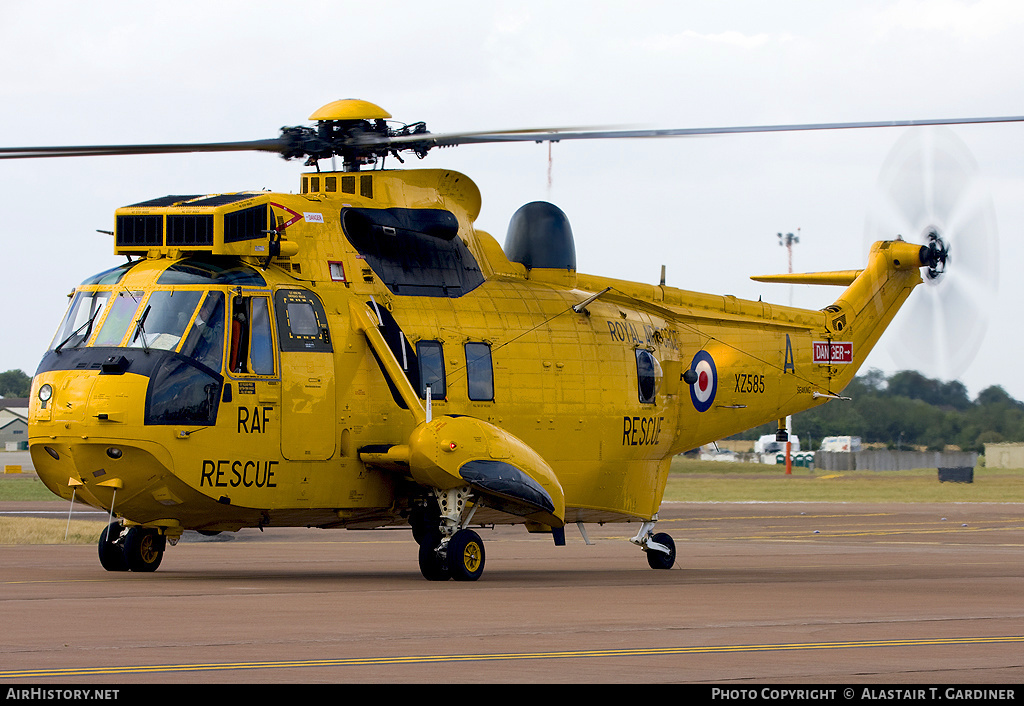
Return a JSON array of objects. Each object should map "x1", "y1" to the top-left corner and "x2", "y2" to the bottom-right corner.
[{"x1": 278, "y1": 99, "x2": 432, "y2": 170}]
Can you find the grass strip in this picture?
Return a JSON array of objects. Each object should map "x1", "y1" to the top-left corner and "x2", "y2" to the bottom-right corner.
[
  {"x1": 665, "y1": 458, "x2": 1024, "y2": 503},
  {"x1": 0, "y1": 476, "x2": 55, "y2": 501},
  {"x1": 2, "y1": 462, "x2": 1022, "y2": 545},
  {"x1": 0, "y1": 517, "x2": 105, "y2": 545}
]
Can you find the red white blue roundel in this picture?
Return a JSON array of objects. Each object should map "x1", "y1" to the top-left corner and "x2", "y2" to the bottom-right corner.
[{"x1": 689, "y1": 351, "x2": 717, "y2": 412}]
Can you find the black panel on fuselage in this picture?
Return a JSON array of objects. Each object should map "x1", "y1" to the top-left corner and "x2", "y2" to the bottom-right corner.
[{"x1": 341, "y1": 207, "x2": 484, "y2": 298}]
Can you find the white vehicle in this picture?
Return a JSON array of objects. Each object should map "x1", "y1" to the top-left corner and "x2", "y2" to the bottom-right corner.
[
  {"x1": 699, "y1": 444, "x2": 739, "y2": 462},
  {"x1": 754, "y1": 433, "x2": 801, "y2": 455},
  {"x1": 753, "y1": 433, "x2": 800, "y2": 463},
  {"x1": 820, "y1": 436, "x2": 862, "y2": 452}
]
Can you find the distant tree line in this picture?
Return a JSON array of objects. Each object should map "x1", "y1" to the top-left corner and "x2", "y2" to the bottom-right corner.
[
  {"x1": 0, "y1": 369, "x2": 30, "y2": 398},
  {"x1": 732, "y1": 369, "x2": 1024, "y2": 453},
  {"x1": 1, "y1": 364, "x2": 1020, "y2": 453}
]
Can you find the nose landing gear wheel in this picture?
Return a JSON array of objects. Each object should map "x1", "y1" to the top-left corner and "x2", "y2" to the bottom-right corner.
[
  {"x1": 448, "y1": 529, "x2": 485, "y2": 582},
  {"x1": 123, "y1": 527, "x2": 165, "y2": 572}
]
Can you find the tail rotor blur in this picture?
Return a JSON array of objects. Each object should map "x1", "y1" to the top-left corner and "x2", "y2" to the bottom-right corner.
[{"x1": 865, "y1": 127, "x2": 998, "y2": 381}]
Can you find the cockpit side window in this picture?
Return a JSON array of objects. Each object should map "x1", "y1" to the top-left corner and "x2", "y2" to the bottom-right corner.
[
  {"x1": 50, "y1": 290, "x2": 111, "y2": 352},
  {"x1": 229, "y1": 294, "x2": 276, "y2": 376},
  {"x1": 250, "y1": 297, "x2": 274, "y2": 375},
  {"x1": 180, "y1": 291, "x2": 226, "y2": 373}
]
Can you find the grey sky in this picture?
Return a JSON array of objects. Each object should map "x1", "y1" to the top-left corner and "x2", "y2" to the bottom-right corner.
[{"x1": 3, "y1": 1, "x2": 1023, "y2": 400}]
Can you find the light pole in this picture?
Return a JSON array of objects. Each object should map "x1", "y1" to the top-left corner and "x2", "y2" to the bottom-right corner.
[{"x1": 778, "y1": 229, "x2": 800, "y2": 306}]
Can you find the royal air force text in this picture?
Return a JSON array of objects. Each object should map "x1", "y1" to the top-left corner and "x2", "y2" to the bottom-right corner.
[{"x1": 607, "y1": 318, "x2": 773, "y2": 399}]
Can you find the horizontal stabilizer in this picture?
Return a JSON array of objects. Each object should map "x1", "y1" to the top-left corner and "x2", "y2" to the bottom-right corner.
[{"x1": 751, "y1": 270, "x2": 861, "y2": 286}]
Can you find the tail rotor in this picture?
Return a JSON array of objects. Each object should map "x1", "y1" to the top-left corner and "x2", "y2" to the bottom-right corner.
[{"x1": 865, "y1": 127, "x2": 998, "y2": 380}]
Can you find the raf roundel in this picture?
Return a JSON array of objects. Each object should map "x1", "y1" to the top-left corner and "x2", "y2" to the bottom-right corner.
[{"x1": 689, "y1": 351, "x2": 717, "y2": 413}]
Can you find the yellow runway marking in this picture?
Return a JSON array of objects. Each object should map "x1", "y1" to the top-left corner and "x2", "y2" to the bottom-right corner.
[{"x1": 2, "y1": 636, "x2": 1022, "y2": 679}]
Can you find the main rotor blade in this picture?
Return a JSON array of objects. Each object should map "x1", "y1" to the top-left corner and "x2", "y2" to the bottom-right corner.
[
  {"x1": 0, "y1": 138, "x2": 290, "y2": 160},
  {"x1": 3, "y1": 114, "x2": 1023, "y2": 163},
  {"x1": 381, "y1": 115, "x2": 1024, "y2": 148}
]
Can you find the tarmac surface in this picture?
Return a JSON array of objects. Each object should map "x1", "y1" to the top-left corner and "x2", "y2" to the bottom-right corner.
[{"x1": 1, "y1": 497, "x2": 1022, "y2": 685}]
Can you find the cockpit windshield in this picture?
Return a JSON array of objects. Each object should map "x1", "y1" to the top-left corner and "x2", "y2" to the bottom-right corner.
[
  {"x1": 93, "y1": 290, "x2": 144, "y2": 347},
  {"x1": 127, "y1": 290, "x2": 203, "y2": 351},
  {"x1": 50, "y1": 286, "x2": 226, "y2": 368},
  {"x1": 47, "y1": 258, "x2": 267, "y2": 381}
]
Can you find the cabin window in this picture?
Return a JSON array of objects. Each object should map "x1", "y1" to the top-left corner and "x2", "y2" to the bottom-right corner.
[
  {"x1": 465, "y1": 342, "x2": 494, "y2": 401},
  {"x1": 636, "y1": 349, "x2": 661, "y2": 404},
  {"x1": 287, "y1": 300, "x2": 318, "y2": 336},
  {"x1": 127, "y1": 290, "x2": 203, "y2": 352},
  {"x1": 417, "y1": 340, "x2": 445, "y2": 400},
  {"x1": 93, "y1": 290, "x2": 144, "y2": 347},
  {"x1": 274, "y1": 289, "x2": 332, "y2": 353}
]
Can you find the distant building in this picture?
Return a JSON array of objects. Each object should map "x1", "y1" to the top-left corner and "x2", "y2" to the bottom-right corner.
[
  {"x1": 1, "y1": 417, "x2": 27, "y2": 449},
  {"x1": 0, "y1": 398, "x2": 28, "y2": 414},
  {"x1": 0, "y1": 399, "x2": 28, "y2": 450},
  {"x1": 984, "y1": 443, "x2": 1024, "y2": 469}
]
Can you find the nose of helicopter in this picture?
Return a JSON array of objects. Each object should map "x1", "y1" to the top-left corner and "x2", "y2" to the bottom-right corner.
[
  {"x1": 30, "y1": 439, "x2": 177, "y2": 510},
  {"x1": 28, "y1": 368, "x2": 180, "y2": 517}
]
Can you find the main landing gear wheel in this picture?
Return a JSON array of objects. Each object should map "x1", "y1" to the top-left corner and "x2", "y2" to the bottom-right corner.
[
  {"x1": 410, "y1": 504, "x2": 441, "y2": 547},
  {"x1": 448, "y1": 529, "x2": 485, "y2": 582},
  {"x1": 98, "y1": 522, "x2": 128, "y2": 572},
  {"x1": 417, "y1": 529, "x2": 487, "y2": 581},
  {"x1": 123, "y1": 527, "x2": 165, "y2": 572},
  {"x1": 645, "y1": 532, "x2": 676, "y2": 570}
]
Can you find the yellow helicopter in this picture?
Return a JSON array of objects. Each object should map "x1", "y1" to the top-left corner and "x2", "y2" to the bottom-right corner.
[{"x1": 4, "y1": 100, "x2": 1015, "y2": 580}]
